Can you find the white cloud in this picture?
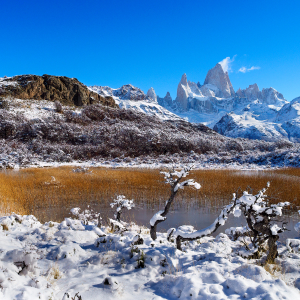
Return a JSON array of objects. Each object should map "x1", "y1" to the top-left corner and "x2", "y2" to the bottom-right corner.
[
  {"x1": 219, "y1": 55, "x2": 236, "y2": 73},
  {"x1": 238, "y1": 66, "x2": 261, "y2": 73}
]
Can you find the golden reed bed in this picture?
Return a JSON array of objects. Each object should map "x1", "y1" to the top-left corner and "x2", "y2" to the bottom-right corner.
[{"x1": 0, "y1": 167, "x2": 299, "y2": 222}]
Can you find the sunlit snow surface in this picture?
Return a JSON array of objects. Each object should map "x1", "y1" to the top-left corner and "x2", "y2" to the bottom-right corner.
[
  {"x1": 88, "y1": 83, "x2": 300, "y2": 142},
  {"x1": 1, "y1": 97, "x2": 300, "y2": 170},
  {"x1": 89, "y1": 85, "x2": 181, "y2": 121},
  {"x1": 1, "y1": 214, "x2": 300, "y2": 299}
]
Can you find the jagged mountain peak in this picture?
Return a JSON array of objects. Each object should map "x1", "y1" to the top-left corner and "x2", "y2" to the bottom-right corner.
[
  {"x1": 180, "y1": 73, "x2": 188, "y2": 85},
  {"x1": 147, "y1": 87, "x2": 157, "y2": 102},
  {"x1": 164, "y1": 92, "x2": 172, "y2": 101},
  {"x1": 203, "y1": 63, "x2": 235, "y2": 98},
  {"x1": 249, "y1": 83, "x2": 259, "y2": 90}
]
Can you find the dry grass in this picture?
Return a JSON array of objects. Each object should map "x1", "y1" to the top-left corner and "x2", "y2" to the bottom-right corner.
[
  {"x1": 190, "y1": 168, "x2": 300, "y2": 208},
  {"x1": 0, "y1": 167, "x2": 300, "y2": 222},
  {"x1": 46, "y1": 263, "x2": 62, "y2": 284}
]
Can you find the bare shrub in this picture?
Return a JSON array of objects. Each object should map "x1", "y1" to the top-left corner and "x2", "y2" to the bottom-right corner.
[
  {"x1": 233, "y1": 183, "x2": 290, "y2": 264},
  {"x1": 54, "y1": 100, "x2": 63, "y2": 113},
  {"x1": 150, "y1": 166, "x2": 201, "y2": 240},
  {"x1": 110, "y1": 195, "x2": 134, "y2": 222},
  {"x1": 225, "y1": 139, "x2": 244, "y2": 152},
  {"x1": 0, "y1": 98, "x2": 9, "y2": 110}
]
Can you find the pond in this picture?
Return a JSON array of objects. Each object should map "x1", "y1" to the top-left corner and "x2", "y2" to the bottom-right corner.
[{"x1": 1, "y1": 167, "x2": 300, "y2": 241}]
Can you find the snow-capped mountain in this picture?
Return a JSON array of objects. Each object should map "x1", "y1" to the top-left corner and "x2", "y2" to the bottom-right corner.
[
  {"x1": 275, "y1": 97, "x2": 300, "y2": 141},
  {"x1": 88, "y1": 62, "x2": 299, "y2": 142},
  {"x1": 156, "y1": 63, "x2": 300, "y2": 142},
  {"x1": 211, "y1": 94, "x2": 300, "y2": 142},
  {"x1": 1, "y1": 74, "x2": 300, "y2": 169},
  {"x1": 89, "y1": 84, "x2": 181, "y2": 121}
]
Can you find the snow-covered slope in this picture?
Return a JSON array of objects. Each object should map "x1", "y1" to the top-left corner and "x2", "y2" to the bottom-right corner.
[
  {"x1": 213, "y1": 112, "x2": 288, "y2": 141},
  {"x1": 275, "y1": 97, "x2": 300, "y2": 141},
  {"x1": 1, "y1": 213, "x2": 300, "y2": 299},
  {"x1": 89, "y1": 85, "x2": 181, "y2": 121},
  {"x1": 89, "y1": 76, "x2": 300, "y2": 142},
  {"x1": 155, "y1": 63, "x2": 300, "y2": 142},
  {"x1": 276, "y1": 97, "x2": 300, "y2": 122},
  {"x1": 213, "y1": 97, "x2": 300, "y2": 142}
]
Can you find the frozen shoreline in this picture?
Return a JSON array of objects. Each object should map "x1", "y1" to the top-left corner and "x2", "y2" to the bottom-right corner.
[
  {"x1": 2, "y1": 158, "x2": 289, "y2": 171},
  {"x1": 1, "y1": 213, "x2": 300, "y2": 300}
]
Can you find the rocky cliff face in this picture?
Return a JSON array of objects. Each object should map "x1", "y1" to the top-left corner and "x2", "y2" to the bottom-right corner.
[
  {"x1": 261, "y1": 88, "x2": 285, "y2": 105},
  {"x1": 147, "y1": 87, "x2": 157, "y2": 102},
  {"x1": 245, "y1": 84, "x2": 260, "y2": 100},
  {"x1": 91, "y1": 84, "x2": 151, "y2": 101},
  {"x1": 236, "y1": 84, "x2": 286, "y2": 106},
  {"x1": 176, "y1": 74, "x2": 190, "y2": 110},
  {"x1": 164, "y1": 92, "x2": 172, "y2": 102},
  {"x1": 175, "y1": 64, "x2": 236, "y2": 112},
  {"x1": 0, "y1": 75, "x2": 117, "y2": 108},
  {"x1": 157, "y1": 92, "x2": 173, "y2": 107},
  {"x1": 203, "y1": 63, "x2": 235, "y2": 98}
]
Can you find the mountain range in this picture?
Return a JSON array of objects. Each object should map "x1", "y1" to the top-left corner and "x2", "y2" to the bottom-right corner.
[
  {"x1": 1, "y1": 73, "x2": 300, "y2": 169},
  {"x1": 90, "y1": 63, "x2": 300, "y2": 142}
]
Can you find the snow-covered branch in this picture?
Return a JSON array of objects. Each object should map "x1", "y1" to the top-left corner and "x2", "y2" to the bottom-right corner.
[
  {"x1": 172, "y1": 194, "x2": 238, "y2": 250},
  {"x1": 172, "y1": 182, "x2": 290, "y2": 262},
  {"x1": 150, "y1": 165, "x2": 201, "y2": 240},
  {"x1": 232, "y1": 183, "x2": 290, "y2": 263},
  {"x1": 294, "y1": 210, "x2": 300, "y2": 235},
  {"x1": 110, "y1": 195, "x2": 135, "y2": 222},
  {"x1": 70, "y1": 206, "x2": 101, "y2": 227}
]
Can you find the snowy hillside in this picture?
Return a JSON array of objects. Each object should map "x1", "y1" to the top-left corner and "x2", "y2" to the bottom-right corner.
[
  {"x1": 1, "y1": 74, "x2": 300, "y2": 169},
  {"x1": 0, "y1": 96, "x2": 300, "y2": 169},
  {"x1": 87, "y1": 62, "x2": 300, "y2": 142},
  {"x1": 213, "y1": 97, "x2": 300, "y2": 142},
  {"x1": 89, "y1": 84, "x2": 181, "y2": 121}
]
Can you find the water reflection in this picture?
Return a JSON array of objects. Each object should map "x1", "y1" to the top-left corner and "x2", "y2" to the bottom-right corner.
[
  {"x1": 3, "y1": 167, "x2": 300, "y2": 242},
  {"x1": 36, "y1": 201, "x2": 300, "y2": 242}
]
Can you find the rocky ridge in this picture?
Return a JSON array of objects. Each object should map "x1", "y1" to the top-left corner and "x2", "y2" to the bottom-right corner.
[
  {"x1": 154, "y1": 63, "x2": 300, "y2": 142},
  {"x1": 0, "y1": 75, "x2": 118, "y2": 108},
  {"x1": 146, "y1": 87, "x2": 157, "y2": 103},
  {"x1": 90, "y1": 84, "x2": 152, "y2": 102},
  {"x1": 90, "y1": 84, "x2": 180, "y2": 121},
  {"x1": 203, "y1": 63, "x2": 235, "y2": 98}
]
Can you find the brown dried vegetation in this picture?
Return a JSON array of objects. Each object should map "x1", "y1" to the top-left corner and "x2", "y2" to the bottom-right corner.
[{"x1": 0, "y1": 167, "x2": 299, "y2": 222}]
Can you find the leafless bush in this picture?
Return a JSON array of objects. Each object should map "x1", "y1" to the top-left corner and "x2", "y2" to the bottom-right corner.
[
  {"x1": 0, "y1": 102, "x2": 299, "y2": 167},
  {"x1": 150, "y1": 166, "x2": 201, "y2": 240},
  {"x1": 54, "y1": 100, "x2": 63, "y2": 113},
  {"x1": 225, "y1": 139, "x2": 244, "y2": 152},
  {"x1": 0, "y1": 98, "x2": 9, "y2": 110},
  {"x1": 233, "y1": 183, "x2": 290, "y2": 264}
]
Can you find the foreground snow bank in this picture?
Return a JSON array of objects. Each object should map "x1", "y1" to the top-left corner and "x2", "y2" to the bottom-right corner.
[{"x1": 0, "y1": 214, "x2": 300, "y2": 299}]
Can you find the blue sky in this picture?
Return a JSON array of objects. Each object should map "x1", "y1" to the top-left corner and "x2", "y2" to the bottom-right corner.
[{"x1": 1, "y1": 0, "x2": 300, "y2": 101}]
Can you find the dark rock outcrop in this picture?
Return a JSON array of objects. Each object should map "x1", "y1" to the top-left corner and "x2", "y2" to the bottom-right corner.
[{"x1": 0, "y1": 75, "x2": 118, "y2": 108}]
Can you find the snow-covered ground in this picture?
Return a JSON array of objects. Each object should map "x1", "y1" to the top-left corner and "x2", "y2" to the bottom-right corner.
[
  {"x1": 1, "y1": 212, "x2": 300, "y2": 299},
  {"x1": 1, "y1": 97, "x2": 300, "y2": 170},
  {"x1": 88, "y1": 82, "x2": 300, "y2": 142},
  {"x1": 89, "y1": 85, "x2": 181, "y2": 121}
]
